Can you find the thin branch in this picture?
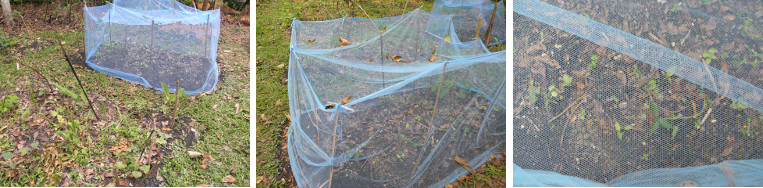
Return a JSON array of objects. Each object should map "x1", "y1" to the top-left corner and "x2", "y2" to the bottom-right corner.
[{"x1": 482, "y1": 2, "x2": 498, "y2": 46}]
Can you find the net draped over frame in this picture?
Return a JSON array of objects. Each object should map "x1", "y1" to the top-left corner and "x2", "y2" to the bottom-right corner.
[
  {"x1": 287, "y1": 9, "x2": 507, "y2": 188},
  {"x1": 84, "y1": 0, "x2": 220, "y2": 94}
]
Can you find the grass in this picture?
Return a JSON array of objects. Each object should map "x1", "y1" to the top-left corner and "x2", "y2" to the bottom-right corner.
[
  {"x1": 256, "y1": 0, "x2": 505, "y2": 187},
  {"x1": 0, "y1": 22, "x2": 249, "y2": 186}
]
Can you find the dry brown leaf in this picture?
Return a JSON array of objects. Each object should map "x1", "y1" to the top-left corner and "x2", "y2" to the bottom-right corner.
[
  {"x1": 222, "y1": 175, "x2": 236, "y2": 183},
  {"x1": 386, "y1": 52, "x2": 389, "y2": 60},
  {"x1": 341, "y1": 96, "x2": 352, "y2": 105},
  {"x1": 339, "y1": 37, "x2": 350, "y2": 46},
  {"x1": 429, "y1": 55, "x2": 438, "y2": 62},
  {"x1": 188, "y1": 151, "x2": 204, "y2": 158},
  {"x1": 325, "y1": 104, "x2": 336, "y2": 110},
  {"x1": 432, "y1": 45, "x2": 438, "y2": 55},
  {"x1": 454, "y1": 156, "x2": 474, "y2": 174},
  {"x1": 195, "y1": 184, "x2": 212, "y2": 187},
  {"x1": 391, "y1": 56, "x2": 410, "y2": 63},
  {"x1": 365, "y1": 59, "x2": 373, "y2": 62}
]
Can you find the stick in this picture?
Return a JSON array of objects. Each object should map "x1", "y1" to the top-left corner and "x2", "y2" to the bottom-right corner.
[
  {"x1": 174, "y1": 80, "x2": 179, "y2": 127},
  {"x1": 150, "y1": 20, "x2": 155, "y2": 64},
  {"x1": 327, "y1": 100, "x2": 343, "y2": 188},
  {"x1": 204, "y1": 14, "x2": 210, "y2": 59},
  {"x1": 410, "y1": 62, "x2": 449, "y2": 183},
  {"x1": 58, "y1": 40, "x2": 100, "y2": 121},
  {"x1": 482, "y1": 2, "x2": 497, "y2": 46}
]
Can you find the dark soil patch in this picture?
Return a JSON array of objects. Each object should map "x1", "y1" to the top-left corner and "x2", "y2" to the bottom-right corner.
[{"x1": 88, "y1": 42, "x2": 213, "y2": 92}]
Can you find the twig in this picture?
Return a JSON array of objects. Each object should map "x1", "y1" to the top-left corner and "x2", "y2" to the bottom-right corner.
[
  {"x1": 57, "y1": 40, "x2": 100, "y2": 121},
  {"x1": 547, "y1": 97, "x2": 582, "y2": 124},
  {"x1": 174, "y1": 80, "x2": 179, "y2": 127},
  {"x1": 482, "y1": 2, "x2": 498, "y2": 45},
  {"x1": 327, "y1": 98, "x2": 344, "y2": 188},
  {"x1": 698, "y1": 107, "x2": 712, "y2": 129},
  {"x1": 410, "y1": 62, "x2": 449, "y2": 182},
  {"x1": 18, "y1": 61, "x2": 54, "y2": 92}
]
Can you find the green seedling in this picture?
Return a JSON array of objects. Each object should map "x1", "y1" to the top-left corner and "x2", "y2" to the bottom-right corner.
[
  {"x1": 702, "y1": 48, "x2": 718, "y2": 64},
  {"x1": 578, "y1": 109, "x2": 586, "y2": 120},
  {"x1": 527, "y1": 80, "x2": 541, "y2": 105},
  {"x1": 629, "y1": 65, "x2": 641, "y2": 78},
  {"x1": 670, "y1": 3, "x2": 682, "y2": 12},
  {"x1": 730, "y1": 100, "x2": 749, "y2": 110},
  {"x1": 588, "y1": 55, "x2": 599, "y2": 70},
  {"x1": 644, "y1": 79, "x2": 660, "y2": 95},
  {"x1": 740, "y1": 118, "x2": 754, "y2": 137},
  {"x1": 614, "y1": 121, "x2": 632, "y2": 140},
  {"x1": 641, "y1": 153, "x2": 649, "y2": 160},
  {"x1": 561, "y1": 74, "x2": 573, "y2": 87}
]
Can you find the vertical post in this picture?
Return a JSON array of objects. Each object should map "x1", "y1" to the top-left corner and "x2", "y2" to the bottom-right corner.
[
  {"x1": 204, "y1": 14, "x2": 210, "y2": 60},
  {"x1": 150, "y1": 20, "x2": 155, "y2": 64},
  {"x1": 410, "y1": 62, "x2": 448, "y2": 185},
  {"x1": 108, "y1": 7, "x2": 112, "y2": 43},
  {"x1": 380, "y1": 31, "x2": 385, "y2": 89},
  {"x1": 482, "y1": 2, "x2": 498, "y2": 46}
]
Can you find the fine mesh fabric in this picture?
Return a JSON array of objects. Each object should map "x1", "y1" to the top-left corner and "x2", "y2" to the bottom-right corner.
[
  {"x1": 287, "y1": 9, "x2": 506, "y2": 188},
  {"x1": 84, "y1": 0, "x2": 220, "y2": 94},
  {"x1": 514, "y1": 0, "x2": 763, "y2": 186},
  {"x1": 431, "y1": 0, "x2": 507, "y2": 45}
]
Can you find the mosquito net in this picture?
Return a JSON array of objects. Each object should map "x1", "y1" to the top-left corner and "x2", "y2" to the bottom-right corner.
[
  {"x1": 83, "y1": 0, "x2": 220, "y2": 94},
  {"x1": 431, "y1": 0, "x2": 506, "y2": 46},
  {"x1": 514, "y1": 0, "x2": 763, "y2": 186},
  {"x1": 287, "y1": 9, "x2": 506, "y2": 188}
]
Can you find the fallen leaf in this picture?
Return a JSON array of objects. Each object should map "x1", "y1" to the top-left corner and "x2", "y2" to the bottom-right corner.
[
  {"x1": 428, "y1": 55, "x2": 439, "y2": 62},
  {"x1": 378, "y1": 26, "x2": 386, "y2": 33},
  {"x1": 341, "y1": 96, "x2": 352, "y2": 105},
  {"x1": 432, "y1": 45, "x2": 438, "y2": 55},
  {"x1": 188, "y1": 151, "x2": 204, "y2": 158},
  {"x1": 106, "y1": 181, "x2": 116, "y2": 187},
  {"x1": 365, "y1": 59, "x2": 373, "y2": 62},
  {"x1": 222, "y1": 175, "x2": 236, "y2": 183},
  {"x1": 454, "y1": 156, "x2": 474, "y2": 174},
  {"x1": 391, "y1": 56, "x2": 409, "y2": 63},
  {"x1": 103, "y1": 172, "x2": 114, "y2": 177},
  {"x1": 325, "y1": 104, "x2": 336, "y2": 110},
  {"x1": 339, "y1": 37, "x2": 350, "y2": 46},
  {"x1": 200, "y1": 164, "x2": 208, "y2": 169},
  {"x1": 161, "y1": 127, "x2": 172, "y2": 132},
  {"x1": 196, "y1": 184, "x2": 212, "y2": 187}
]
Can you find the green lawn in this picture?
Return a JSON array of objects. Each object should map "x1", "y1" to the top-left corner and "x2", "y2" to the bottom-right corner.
[
  {"x1": 0, "y1": 22, "x2": 250, "y2": 186},
  {"x1": 255, "y1": 0, "x2": 505, "y2": 187}
]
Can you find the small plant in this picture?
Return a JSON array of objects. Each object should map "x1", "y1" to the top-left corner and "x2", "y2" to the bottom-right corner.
[
  {"x1": 577, "y1": 109, "x2": 586, "y2": 120},
  {"x1": 527, "y1": 80, "x2": 541, "y2": 105},
  {"x1": 670, "y1": 3, "x2": 682, "y2": 12},
  {"x1": 644, "y1": 79, "x2": 660, "y2": 95},
  {"x1": 614, "y1": 121, "x2": 632, "y2": 140},
  {"x1": 702, "y1": 48, "x2": 718, "y2": 64},
  {"x1": 740, "y1": 118, "x2": 753, "y2": 137},
  {"x1": 629, "y1": 65, "x2": 641, "y2": 78},
  {"x1": 698, "y1": 0, "x2": 711, "y2": 6},
  {"x1": 1, "y1": 94, "x2": 19, "y2": 113},
  {"x1": 588, "y1": 55, "x2": 599, "y2": 70},
  {"x1": 730, "y1": 100, "x2": 749, "y2": 110},
  {"x1": 641, "y1": 153, "x2": 649, "y2": 161},
  {"x1": 561, "y1": 74, "x2": 573, "y2": 87}
]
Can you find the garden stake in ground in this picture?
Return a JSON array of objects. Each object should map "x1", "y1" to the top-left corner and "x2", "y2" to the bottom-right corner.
[{"x1": 58, "y1": 40, "x2": 100, "y2": 121}]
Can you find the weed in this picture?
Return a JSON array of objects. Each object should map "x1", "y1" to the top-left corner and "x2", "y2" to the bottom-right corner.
[
  {"x1": 730, "y1": 100, "x2": 749, "y2": 110},
  {"x1": 629, "y1": 65, "x2": 641, "y2": 78},
  {"x1": 670, "y1": 3, "x2": 682, "y2": 12},
  {"x1": 577, "y1": 109, "x2": 586, "y2": 120},
  {"x1": 702, "y1": 48, "x2": 718, "y2": 64},
  {"x1": 588, "y1": 55, "x2": 598, "y2": 70},
  {"x1": 1, "y1": 94, "x2": 19, "y2": 113},
  {"x1": 614, "y1": 121, "x2": 632, "y2": 140},
  {"x1": 644, "y1": 79, "x2": 660, "y2": 95},
  {"x1": 641, "y1": 153, "x2": 649, "y2": 160},
  {"x1": 561, "y1": 74, "x2": 573, "y2": 87}
]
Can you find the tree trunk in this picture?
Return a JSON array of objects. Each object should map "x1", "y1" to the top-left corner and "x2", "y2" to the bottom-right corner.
[{"x1": 1, "y1": 0, "x2": 12, "y2": 25}]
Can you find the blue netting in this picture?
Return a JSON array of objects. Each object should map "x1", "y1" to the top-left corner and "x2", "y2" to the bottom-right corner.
[
  {"x1": 287, "y1": 9, "x2": 506, "y2": 188},
  {"x1": 514, "y1": 0, "x2": 763, "y2": 186},
  {"x1": 431, "y1": 0, "x2": 506, "y2": 46},
  {"x1": 84, "y1": 0, "x2": 220, "y2": 94}
]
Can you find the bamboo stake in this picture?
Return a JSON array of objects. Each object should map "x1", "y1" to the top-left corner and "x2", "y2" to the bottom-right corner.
[
  {"x1": 58, "y1": 40, "x2": 101, "y2": 121},
  {"x1": 410, "y1": 62, "x2": 448, "y2": 184},
  {"x1": 482, "y1": 2, "x2": 498, "y2": 46},
  {"x1": 327, "y1": 102, "x2": 342, "y2": 188},
  {"x1": 204, "y1": 14, "x2": 210, "y2": 59},
  {"x1": 150, "y1": 20, "x2": 155, "y2": 64}
]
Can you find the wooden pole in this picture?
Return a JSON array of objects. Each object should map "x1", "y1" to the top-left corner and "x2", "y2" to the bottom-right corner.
[
  {"x1": 150, "y1": 20, "x2": 155, "y2": 63},
  {"x1": 482, "y1": 2, "x2": 498, "y2": 46},
  {"x1": 410, "y1": 62, "x2": 448, "y2": 184}
]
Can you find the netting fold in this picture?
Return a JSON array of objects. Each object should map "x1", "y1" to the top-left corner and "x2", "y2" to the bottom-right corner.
[{"x1": 432, "y1": 0, "x2": 506, "y2": 45}]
